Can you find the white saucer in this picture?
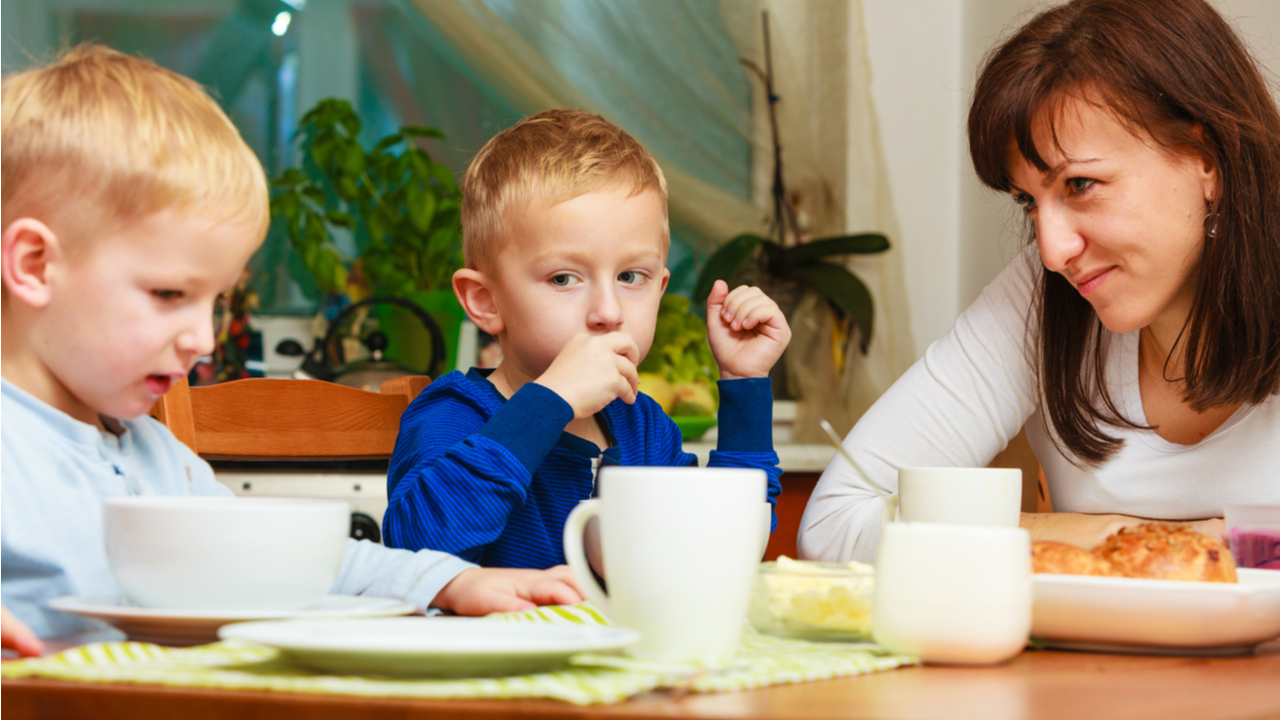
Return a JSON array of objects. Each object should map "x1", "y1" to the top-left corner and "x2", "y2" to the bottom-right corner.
[
  {"x1": 49, "y1": 594, "x2": 416, "y2": 646},
  {"x1": 219, "y1": 617, "x2": 642, "y2": 677}
]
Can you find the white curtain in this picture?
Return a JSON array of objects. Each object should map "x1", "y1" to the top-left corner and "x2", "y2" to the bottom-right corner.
[{"x1": 406, "y1": 0, "x2": 914, "y2": 433}]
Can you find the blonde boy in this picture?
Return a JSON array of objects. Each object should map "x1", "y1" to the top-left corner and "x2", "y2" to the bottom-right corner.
[
  {"x1": 0, "y1": 46, "x2": 581, "y2": 655},
  {"x1": 384, "y1": 110, "x2": 791, "y2": 568}
]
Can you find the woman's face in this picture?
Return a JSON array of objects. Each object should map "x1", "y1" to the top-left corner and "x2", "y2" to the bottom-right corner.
[{"x1": 1007, "y1": 97, "x2": 1217, "y2": 335}]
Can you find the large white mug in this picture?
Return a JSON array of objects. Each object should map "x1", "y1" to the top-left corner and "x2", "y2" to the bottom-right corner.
[
  {"x1": 881, "y1": 467, "x2": 1022, "y2": 528},
  {"x1": 872, "y1": 522, "x2": 1032, "y2": 665},
  {"x1": 578, "y1": 499, "x2": 774, "y2": 578},
  {"x1": 563, "y1": 467, "x2": 766, "y2": 665}
]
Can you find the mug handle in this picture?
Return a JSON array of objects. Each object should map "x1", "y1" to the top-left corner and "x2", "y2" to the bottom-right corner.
[
  {"x1": 881, "y1": 493, "x2": 900, "y2": 528},
  {"x1": 562, "y1": 500, "x2": 611, "y2": 614}
]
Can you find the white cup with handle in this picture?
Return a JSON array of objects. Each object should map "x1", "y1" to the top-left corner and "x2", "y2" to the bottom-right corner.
[
  {"x1": 563, "y1": 466, "x2": 766, "y2": 665},
  {"x1": 872, "y1": 521, "x2": 1032, "y2": 665},
  {"x1": 881, "y1": 467, "x2": 1022, "y2": 528}
]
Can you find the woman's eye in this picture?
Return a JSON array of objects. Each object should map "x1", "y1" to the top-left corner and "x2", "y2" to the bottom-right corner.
[
  {"x1": 1012, "y1": 192, "x2": 1037, "y2": 213},
  {"x1": 549, "y1": 274, "x2": 579, "y2": 288},
  {"x1": 152, "y1": 289, "x2": 184, "y2": 301},
  {"x1": 618, "y1": 270, "x2": 647, "y2": 285},
  {"x1": 1067, "y1": 177, "x2": 1096, "y2": 195}
]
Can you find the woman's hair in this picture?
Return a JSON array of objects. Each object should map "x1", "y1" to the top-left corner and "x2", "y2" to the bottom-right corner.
[{"x1": 968, "y1": 0, "x2": 1280, "y2": 465}]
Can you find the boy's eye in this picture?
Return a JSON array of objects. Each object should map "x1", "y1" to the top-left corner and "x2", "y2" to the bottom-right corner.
[
  {"x1": 1066, "y1": 177, "x2": 1096, "y2": 195},
  {"x1": 549, "y1": 274, "x2": 580, "y2": 288},
  {"x1": 152, "y1": 289, "x2": 184, "y2": 301},
  {"x1": 618, "y1": 270, "x2": 647, "y2": 285}
]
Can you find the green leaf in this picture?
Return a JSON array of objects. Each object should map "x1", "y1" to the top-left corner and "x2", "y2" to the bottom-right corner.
[
  {"x1": 336, "y1": 175, "x2": 359, "y2": 201},
  {"x1": 340, "y1": 109, "x2": 361, "y2": 138},
  {"x1": 372, "y1": 132, "x2": 404, "y2": 155},
  {"x1": 781, "y1": 233, "x2": 890, "y2": 269},
  {"x1": 325, "y1": 210, "x2": 355, "y2": 229},
  {"x1": 402, "y1": 125, "x2": 445, "y2": 139},
  {"x1": 270, "y1": 168, "x2": 307, "y2": 188},
  {"x1": 693, "y1": 233, "x2": 769, "y2": 302},
  {"x1": 789, "y1": 263, "x2": 876, "y2": 354},
  {"x1": 367, "y1": 207, "x2": 387, "y2": 243},
  {"x1": 430, "y1": 163, "x2": 459, "y2": 194},
  {"x1": 340, "y1": 141, "x2": 365, "y2": 175},
  {"x1": 407, "y1": 186, "x2": 436, "y2": 233}
]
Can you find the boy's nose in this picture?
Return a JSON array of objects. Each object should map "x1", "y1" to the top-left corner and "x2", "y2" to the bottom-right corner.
[
  {"x1": 177, "y1": 309, "x2": 218, "y2": 361},
  {"x1": 1035, "y1": 207, "x2": 1087, "y2": 275},
  {"x1": 587, "y1": 285, "x2": 624, "y2": 332}
]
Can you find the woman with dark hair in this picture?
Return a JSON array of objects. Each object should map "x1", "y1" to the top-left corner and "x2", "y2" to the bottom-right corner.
[{"x1": 799, "y1": 0, "x2": 1280, "y2": 562}]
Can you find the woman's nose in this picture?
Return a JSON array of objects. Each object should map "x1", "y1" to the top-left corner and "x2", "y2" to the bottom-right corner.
[{"x1": 1034, "y1": 207, "x2": 1086, "y2": 274}]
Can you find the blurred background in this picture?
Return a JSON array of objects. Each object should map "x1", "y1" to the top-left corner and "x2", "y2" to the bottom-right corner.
[{"x1": 3, "y1": 0, "x2": 1277, "y2": 432}]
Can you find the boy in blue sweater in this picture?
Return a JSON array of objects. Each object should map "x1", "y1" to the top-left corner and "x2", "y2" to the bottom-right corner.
[
  {"x1": 384, "y1": 110, "x2": 791, "y2": 568},
  {"x1": 0, "y1": 47, "x2": 580, "y2": 655}
]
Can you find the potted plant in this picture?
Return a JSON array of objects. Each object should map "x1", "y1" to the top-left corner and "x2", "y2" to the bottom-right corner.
[
  {"x1": 269, "y1": 98, "x2": 466, "y2": 373},
  {"x1": 693, "y1": 11, "x2": 890, "y2": 416}
]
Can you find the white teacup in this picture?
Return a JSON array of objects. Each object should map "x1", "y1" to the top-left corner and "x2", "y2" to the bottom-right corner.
[
  {"x1": 563, "y1": 467, "x2": 766, "y2": 665},
  {"x1": 104, "y1": 497, "x2": 349, "y2": 611},
  {"x1": 881, "y1": 467, "x2": 1022, "y2": 528},
  {"x1": 872, "y1": 522, "x2": 1031, "y2": 665}
]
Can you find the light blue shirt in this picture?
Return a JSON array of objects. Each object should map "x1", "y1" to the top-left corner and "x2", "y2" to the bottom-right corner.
[{"x1": 0, "y1": 379, "x2": 475, "y2": 638}]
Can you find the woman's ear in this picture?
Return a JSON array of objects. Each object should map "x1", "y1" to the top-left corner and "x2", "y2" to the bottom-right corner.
[
  {"x1": 1, "y1": 219, "x2": 60, "y2": 309},
  {"x1": 1187, "y1": 126, "x2": 1219, "y2": 203},
  {"x1": 452, "y1": 268, "x2": 505, "y2": 336}
]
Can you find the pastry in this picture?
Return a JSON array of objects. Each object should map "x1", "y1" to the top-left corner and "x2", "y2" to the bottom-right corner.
[
  {"x1": 1031, "y1": 541, "x2": 1123, "y2": 577},
  {"x1": 1092, "y1": 523, "x2": 1238, "y2": 583}
]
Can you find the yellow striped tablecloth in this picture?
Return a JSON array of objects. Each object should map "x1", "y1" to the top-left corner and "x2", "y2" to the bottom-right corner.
[{"x1": 1, "y1": 604, "x2": 916, "y2": 705}]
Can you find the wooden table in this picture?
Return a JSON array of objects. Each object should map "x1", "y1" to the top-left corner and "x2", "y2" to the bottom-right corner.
[{"x1": 5, "y1": 643, "x2": 1279, "y2": 720}]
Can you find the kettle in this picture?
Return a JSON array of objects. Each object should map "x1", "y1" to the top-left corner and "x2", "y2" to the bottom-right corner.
[{"x1": 279, "y1": 296, "x2": 446, "y2": 390}]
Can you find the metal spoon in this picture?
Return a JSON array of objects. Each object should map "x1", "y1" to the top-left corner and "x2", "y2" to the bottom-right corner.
[{"x1": 819, "y1": 419, "x2": 890, "y2": 500}]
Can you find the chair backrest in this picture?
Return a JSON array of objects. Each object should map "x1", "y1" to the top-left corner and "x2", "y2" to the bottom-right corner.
[{"x1": 151, "y1": 376, "x2": 431, "y2": 461}]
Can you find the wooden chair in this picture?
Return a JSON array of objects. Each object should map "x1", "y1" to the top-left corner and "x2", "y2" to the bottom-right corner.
[
  {"x1": 1037, "y1": 467, "x2": 1054, "y2": 513},
  {"x1": 151, "y1": 376, "x2": 431, "y2": 461}
]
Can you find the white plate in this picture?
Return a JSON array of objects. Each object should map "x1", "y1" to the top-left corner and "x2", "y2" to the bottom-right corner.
[
  {"x1": 219, "y1": 617, "x2": 641, "y2": 676},
  {"x1": 49, "y1": 594, "x2": 416, "y2": 646},
  {"x1": 1032, "y1": 568, "x2": 1280, "y2": 654}
]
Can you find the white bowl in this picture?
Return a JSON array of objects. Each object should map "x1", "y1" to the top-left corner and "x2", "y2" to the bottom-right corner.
[{"x1": 103, "y1": 497, "x2": 349, "y2": 611}]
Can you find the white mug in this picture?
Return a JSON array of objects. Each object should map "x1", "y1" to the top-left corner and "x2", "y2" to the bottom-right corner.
[
  {"x1": 563, "y1": 467, "x2": 766, "y2": 665},
  {"x1": 872, "y1": 522, "x2": 1031, "y2": 665},
  {"x1": 881, "y1": 467, "x2": 1022, "y2": 528},
  {"x1": 578, "y1": 498, "x2": 774, "y2": 578}
]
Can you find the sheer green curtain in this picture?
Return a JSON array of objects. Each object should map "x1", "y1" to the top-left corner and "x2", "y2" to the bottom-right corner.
[{"x1": 354, "y1": 0, "x2": 760, "y2": 297}]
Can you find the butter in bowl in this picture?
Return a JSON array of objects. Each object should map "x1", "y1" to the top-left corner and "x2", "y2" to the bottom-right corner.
[{"x1": 747, "y1": 556, "x2": 875, "y2": 641}]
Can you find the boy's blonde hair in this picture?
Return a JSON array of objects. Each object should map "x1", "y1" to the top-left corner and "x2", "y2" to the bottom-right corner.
[
  {"x1": 1, "y1": 44, "x2": 268, "y2": 243},
  {"x1": 461, "y1": 109, "x2": 668, "y2": 271}
]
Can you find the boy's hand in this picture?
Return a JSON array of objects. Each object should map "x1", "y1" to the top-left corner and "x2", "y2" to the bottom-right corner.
[
  {"x1": 2, "y1": 605, "x2": 44, "y2": 658},
  {"x1": 536, "y1": 332, "x2": 640, "y2": 419},
  {"x1": 706, "y1": 280, "x2": 791, "y2": 380},
  {"x1": 431, "y1": 566, "x2": 584, "y2": 615}
]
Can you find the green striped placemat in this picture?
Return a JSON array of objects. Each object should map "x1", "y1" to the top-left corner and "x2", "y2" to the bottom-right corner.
[{"x1": 1, "y1": 604, "x2": 916, "y2": 705}]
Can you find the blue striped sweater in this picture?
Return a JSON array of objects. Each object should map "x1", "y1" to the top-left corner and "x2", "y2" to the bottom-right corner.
[{"x1": 384, "y1": 369, "x2": 782, "y2": 569}]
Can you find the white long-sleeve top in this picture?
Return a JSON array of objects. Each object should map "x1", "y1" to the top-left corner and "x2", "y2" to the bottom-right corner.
[{"x1": 798, "y1": 247, "x2": 1280, "y2": 563}]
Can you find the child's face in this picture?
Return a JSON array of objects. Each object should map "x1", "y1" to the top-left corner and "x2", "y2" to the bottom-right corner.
[
  {"x1": 488, "y1": 184, "x2": 669, "y2": 382},
  {"x1": 37, "y1": 209, "x2": 261, "y2": 423}
]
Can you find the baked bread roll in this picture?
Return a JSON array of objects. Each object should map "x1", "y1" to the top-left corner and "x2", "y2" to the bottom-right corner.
[
  {"x1": 1092, "y1": 523, "x2": 1238, "y2": 583},
  {"x1": 1032, "y1": 541, "x2": 1123, "y2": 576}
]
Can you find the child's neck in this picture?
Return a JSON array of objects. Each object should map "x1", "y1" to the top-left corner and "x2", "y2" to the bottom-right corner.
[
  {"x1": 487, "y1": 362, "x2": 611, "y2": 450},
  {"x1": 1, "y1": 315, "x2": 105, "y2": 429}
]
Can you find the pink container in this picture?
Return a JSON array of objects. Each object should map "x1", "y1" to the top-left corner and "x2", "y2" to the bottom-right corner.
[{"x1": 1224, "y1": 505, "x2": 1280, "y2": 570}]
